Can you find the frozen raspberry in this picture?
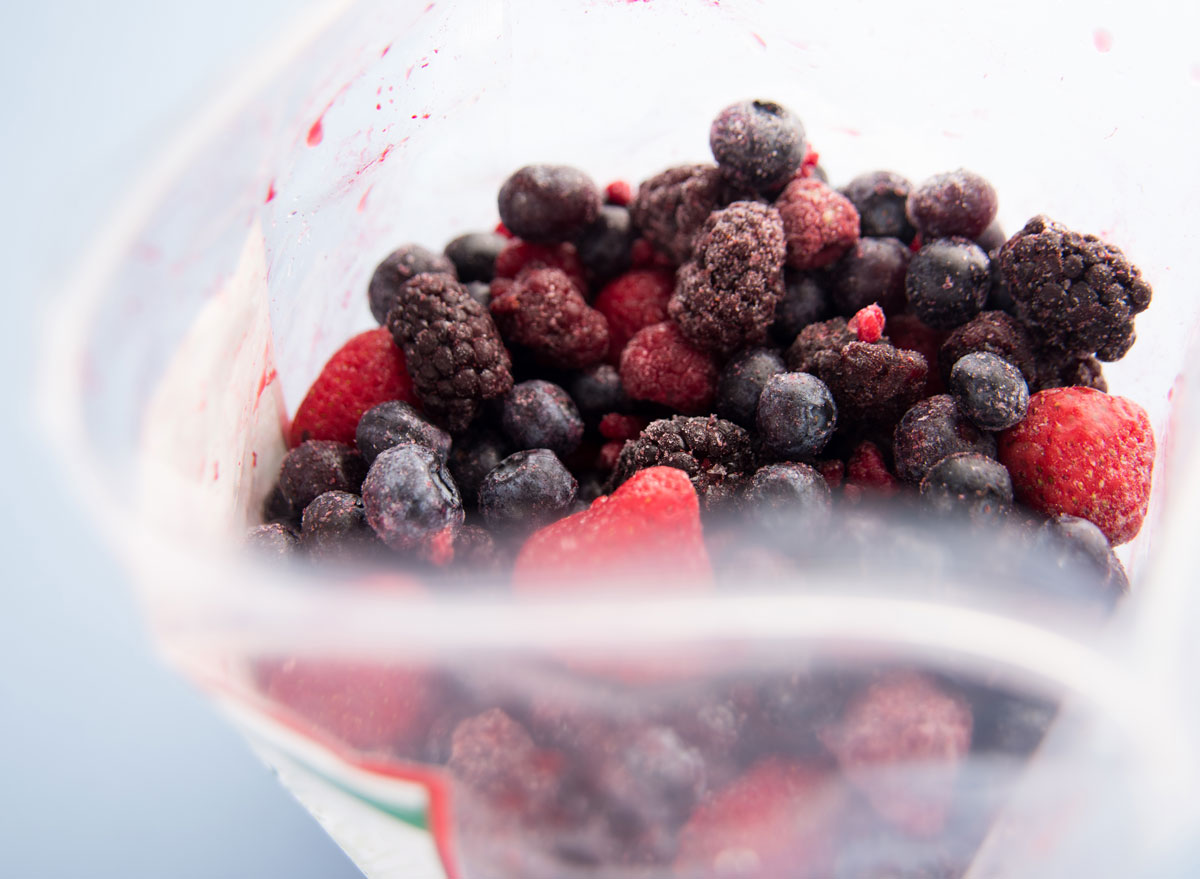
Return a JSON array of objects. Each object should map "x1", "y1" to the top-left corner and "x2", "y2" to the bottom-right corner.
[
  {"x1": 831, "y1": 237, "x2": 911, "y2": 316},
  {"x1": 775, "y1": 178, "x2": 860, "y2": 270},
  {"x1": 847, "y1": 303, "x2": 886, "y2": 343},
  {"x1": 492, "y1": 238, "x2": 588, "y2": 293},
  {"x1": 998, "y1": 387, "x2": 1154, "y2": 545},
  {"x1": 288, "y1": 328, "x2": 416, "y2": 448},
  {"x1": 757, "y1": 372, "x2": 837, "y2": 460},
  {"x1": 246, "y1": 522, "x2": 298, "y2": 556},
  {"x1": 568, "y1": 363, "x2": 628, "y2": 416},
  {"x1": 893, "y1": 395, "x2": 997, "y2": 483},
  {"x1": 612, "y1": 415, "x2": 755, "y2": 512},
  {"x1": 300, "y1": 490, "x2": 380, "y2": 561},
  {"x1": 999, "y1": 215, "x2": 1152, "y2": 361},
  {"x1": 920, "y1": 452, "x2": 1014, "y2": 518},
  {"x1": 361, "y1": 443, "x2": 463, "y2": 563},
  {"x1": 490, "y1": 267, "x2": 609, "y2": 370},
  {"x1": 367, "y1": 243, "x2": 457, "y2": 325},
  {"x1": 598, "y1": 413, "x2": 648, "y2": 442},
  {"x1": 715, "y1": 347, "x2": 786, "y2": 428},
  {"x1": 939, "y1": 310, "x2": 1038, "y2": 390},
  {"x1": 630, "y1": 236, "x2": 677, "y2": 270},
  {"x1": 501, "y1": 380, "x2": 584, "y2": 458},
  {"x1": 771, "y1": 271, "x2": 832, "y2": 345},
  {"x1": 593, "y1": 268, "x2": 675, "y2": 363},
  {"x1": 355, "y1": 400, "x2": 450, "y2": 465},
  {"x1": 805, "y1": 342, "x2": 929, "y2": 435},
  {"x1": 630, "y1": 164, "x2": 727, "y2": 264},
  {"x1": 840, "y1": 170, "x2": 917, "y2": 244},
  {"x1": 619, "y1": 321, "x2": 718, "y2": 414},
  {"x1": 906, "y1": 169, "x2": 998, "y2": 240},
  {"x1": 497, "y1": 164, "x2": 601, "y2": 243},
  {"x1": 478, "y1": 449, "x2": 578, "y2": 536},
  {"x1": 447, "y1": 427, "x2": 511, "y2": 508},
  {"x1": 905, "y1": 237, "x2": 991, "y2": 330},
  {"x1": 604, "y1": 179, "x2": 634, "y2": 206},
  {"x1": 278, "y1": 440, "x2": 368, "y2": 513},
  {"x1": 386, "y1": 272, "x2": 513, "y2": 432},
  {"x1": 845, "y1": 440, "x2": 900, "y2": 497},
  {"x1": 948, "y1": 352, "x2": 1029, "y2": 431},
  {"x1": 709, "y1": 99, "x2": 807, "y2": 192},
  {"x1": 817, "y1": 458, "x2": 845, "y2": 489},
  {"x1": 443, "y1": 231, "x2": 506, "y2": 283},
  {"x1": 596, "y1": 441, "x2": 623, "y2": 473},
  {"x1": 669, "y1": 201, "x2": 787, "y2": 355}
]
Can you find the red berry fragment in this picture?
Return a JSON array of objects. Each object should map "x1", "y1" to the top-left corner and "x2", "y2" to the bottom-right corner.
[
  {"x1": 848, "y1": 303, "x2": 885, "y2": 343},
  {"x1": 604, "y1": 180, "x2": 634, "y2": 206},
  {"x1": 619, "y1": 321, "x2": 718, "y2": 414},
  {"x1": 489, "y1": 267, "x2": 609, "y2": 370},
  {"x1": 493, "y1": 237, "x2": 588, "y2": 293},
  {"x1": 593, "y1": 268, "x2": 675, "y2": 363},
  {"x1": 775, "y1": 178, "x2": 860, "y2": 270}
]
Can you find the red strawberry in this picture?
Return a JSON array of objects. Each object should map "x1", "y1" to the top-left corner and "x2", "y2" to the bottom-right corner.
[
  {"x1": 998, "y1": 387, "x2": 1154, "y2": 545},
  {"x1": 593, "y1": 268, "x2": 675, "y2": 363},
  {"x1": 287, "y1": 328, "x2": 415, "y2": 448}
]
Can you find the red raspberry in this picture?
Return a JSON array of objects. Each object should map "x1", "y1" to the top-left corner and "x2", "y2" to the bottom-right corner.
[
  {"x1": 489, "y1": 268, "x2": 610, "y2": 369},
  {"x1": 604, "y1": 180, "x2": 634, "y2": 206},
  {"x1": 774, "y1": 178, "x2": 860, "y2": 270},
  {"x1": 288, "y1": 328, "x2": 416, "y2": 448},
  {"x1": 847, "y1": 303, "x2": 885, "y2": 343},
  {"x1": 493, "y1": 238, "x2": 587, "y2": 293},
  {"x1": 998, "y1": 387, "x2": 1154, "y2": 545},
  {"x1": 596, "y1": 440, "x2": 624, "y2": 472},
  {"x1": 817, "y1": 458, "x2": 845, "y2": 489},
  {"x1": 799, "y1": 146, "x2": 821, "y2": 178},
  {"x1": 630, "y1": 237, "x2": 677, "y2": 270},
  {"x1": 593, "y1": 268, "x2": 675, "y2": 363},
  {"x1": 598, "y1": 412, "x2": 648, "y2": 441},
  {"x1": 845, "y1": 440, "x2": 900, "y2": 497},
  {"x1": 619, "y1": 321, "x2": 718, "y2": 414}
]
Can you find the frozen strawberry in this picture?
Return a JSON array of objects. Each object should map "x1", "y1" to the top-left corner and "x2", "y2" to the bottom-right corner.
[
  {"x1": 287, "y1": 328, "x2": 416, "y2": 448},
  {"x1": 593, "y1": 268, "x2": 675, "y2": 363},
  {"x1": 998, "y1": 387, "x2": 1154, "y2": 545}
]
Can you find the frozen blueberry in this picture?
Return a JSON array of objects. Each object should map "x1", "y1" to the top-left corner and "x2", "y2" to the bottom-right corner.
[
  {"x1": 300, "y1": 490, "x2": 379, "y2": 560},
  {"x1": 840, "y1": 170, "x2": 916, "y2": 244},
  {"x1": 444, "y1": 231, "x2": 506, "y2": 283},
  {"x1": 278, "y1": 440, "x2": 368, "y2": 513},
  {"x1": 919, "y1": 452, "x2": 1013, "y2": 517},
  {"x1": 574, "y1": 204, "x2": 634, "y2": 282},
  {"x1": 716, "y1": 347, "x2": 787, "y2": 428},
  {"x1": 743, "y1": 462, "x2": 832, "y2": 535},
  {"x1": 246, "y1": 522, "x2": 298, "y2": 556},
  {"x1": 568, "y1": 363, "x2": 628, "y2": 417},
  {"x1": 905, "y1": 237, "x2": 991, "y2": 330},
  {"x1": 356, "y1": 401, "x2": 452, "y2": 464},
  {"x1": 498, "y1": 165, "x2": 602, "y2": 243},
  {"x1": 975, "y1": 219, "x2": 1007, "y2": 253},
  {"x1": 893, "y1": 395, "x2": 996, "y2": 483},
  {"x1": 948, "y1": 352, "x2": 1029, "y2": 431},
  {"x1": 361, "y1": 443, "x2": 463, "y2": 560},
  {"x1": 447, "y1": 428, "x2": 511, "y2": 511},
  {"x1": 757, "y1": 372, "x2": 837, "y2": 460},
  {"x1": 830, "y1": 236, "x2": 911, "y2": 316},
  {"x1": 709, "y1": 99, "x2": 807, "y2": 192},
  {"x1": 771, "y1": 271, "x2": 832, "y2": 345},
  {"x1": 971, "y1": 691, "x2": 1057, "y2": 756},
  {"x1": 367, "y1": 243, "x2": 457, "y2": 325},
  {"x1": 477, "y1": 449, "x2": 578, "y2": 535},
  {"x1": 1036, "y1": 514, "x2": 1129, "y2": 606},
  {"x1": 906, "y1": 169, "x2": 998, "y2": 240},
  {"x1": 501, "y1": 380, "x2": 584, "y2": 458},
  {"x1": 464, "y1": 281, "x2": 491, "y2": 308}
]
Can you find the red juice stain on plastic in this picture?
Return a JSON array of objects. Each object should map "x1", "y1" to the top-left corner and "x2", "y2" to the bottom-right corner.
[
  {"x1": 265, "y1": 180, "x2": 277, "y2": 203},
  {"x1": 307, "y1": 116, "x2": 324, "y2": 146},
  {"x1": 1093, "y1": 28, "x2": 1113, "y2": 53}
]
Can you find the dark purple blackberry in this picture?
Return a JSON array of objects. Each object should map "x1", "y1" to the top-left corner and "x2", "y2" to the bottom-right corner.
[
  {"x1": 919, "y1": 452, "x2": 1014, "y2": 518},
  {"x1": 246, "y1": 522, "x2": 298, "y2": 556},
  {"x1": 568, "y1": 364, "x2": 628, "y2": 417},
  {"x1": 277, "y1": 440, "x2": 368, "y2": 513},
  {"x1": 367, "y1": 244, "x2": 457, "y2": 325},
  {"x1": 939, "y1": 311, "x2": 1039, "y2": 389},
  {"x1": 444, "y1": 231, "x2": 506, "y2": 283},
  {"x1": 840, "y1": 170, "x2": 916, "y2": 244},
  {"x1": 715, "y1": 347, "x2": 786, "y2": 428},
  {"x1": 986, "y1": 251, "x2": 1017, "y2": 314},
  {"x1": 668, "y1": 201, "x2": 787, "y2": 355},
  {"x1": 1035, "y1": 349, "x2": 1108, "y2": 393},
  {"x1": 497, "y1": 164, "x2": 602, "y2": 243},
  {"x1": 803, "y1": 342, "x2": 929, "y2": 434},
  {"x1": 575, "y1": 204, "x2": 634, "y2": 283},
  {"x1": 785, "y1": 316, "x2": 857, "y2": 373},
  {"x1": 629, "y1": 164, "x2": 726, "y2": 264},
  {"x1": 709, "y1": 99, "x2": 807, "y2": 193},
  {"x1": 361, "y1": 443, "x2": 463, "y2": 561},
  {"x1": 948, "y1": 352, "x2": 1029, "y2": 431},
  {"x1": 975, "y1": 219, "x2": 1007, "y2": 253},
  {"x1": 743, "y1": 462, "x2": 832, "y2": 535},
  {"x1": 447, "y1": 428, "x2": 511, "y2": 508},
  {"x1": 830, "y1": 237, "x2": 911, "y2": 316},
  {"x1": 771, "y1": 271, "x2": 832, "y2": 345},
  {"x1": 501, "y1": 380, "x2": 584, "y2": 458},
  {"x1": 356, "y1": 400, "x2": 451, "y2": 464},
  {"x1": 612, "y1": 415, "x2": 755, "y2": 512},
  {"x1": 893, "y1": 395, "x2": 997, "y2": 483},
  {"x1": 478, "y1": 449, "x2": 578, "y2": 536},
  {"x1": 386, "y1": 272, "x2": 513, "y2": 432},
  {"x1": 756, "y1": 372, "x2": 837, "y2": 460},
  {"x1": 906, "y1": 169, "x2": 998, "y2": 240},
  {"x1": 300, "y1": 490, "x2": 380, "y2": 560},
  {"x1": 998, "y1": 215, "x2": 1152, "y2": 361},
  {"x1": 1036, "y1": 514, "x2": 1129, "y2": 606},
  {"x1": 905, "y1": 237, "x2": 991, "y2": 330}
]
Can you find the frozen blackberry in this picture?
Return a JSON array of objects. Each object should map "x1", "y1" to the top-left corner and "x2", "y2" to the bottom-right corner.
[
  {"x1": 501, "y1": 380, "x2": 584, "y2": 458},
  {"x1": 1035, "y1": 349, "x2": 1107, "y2": 393},
  {"x1": 489, "y1": 267, "x2": 609, "y2": 369},
  {"x1": 785, "y1": 316, "x2": 857, "y2": 373},
  {"x1": 277, "y1": 440, "x2": 368, "y2": 513},
  {"x1": 300, "y1": 490, "x2": 379, "y2": 560},
  {"x1": 477, "y1": 449, "x2": 578, "y2": 536},
  {"x1": 668, "y1": 201, "x2": 787, "y2": 355},
  {"x1": 775, "y1": 178, "x2": 860, "y2": 270},
  {"x1": 386, "y1": 272, "x2": 513, "y2": 432},
  {"x1": 905, "y1": 237, "x2": 991, "y2": 330},
  {"x1": 709, "y1": 99, "x2": 807, "y2": 193},
  {"x1": 612, "y1": 416, "x2": 755, "y2": 512},
  {"x1": 568, "y1": 363, "x2": 628, "y2": 416},
  {"x1": 771, "y1": 271, "x2": 831, "y2": 345},
  {"x1": 1036, "y1": 514, "x2": 1129, "y2": 606},
  {"x1": 939, "y1": 311, "x2": 1039, "y2": 390},
  {"x1": 629, "y1": 164, "x2": 727, "y2": 264},
  {"x1": 355, "y1": 401, "x2": 451, "y2": 464},
  {"x1": 906, "y1": 169, "x2": 998, "y2": 240},
  {"x1": 998, "y1": 215, "x2": 1152, "y2": 361},
  {"x1": 447, "y1": 427, "x2": 511, "y2": 507},
  {"x1": 757, "y1": 372, "x2": 837, "y2": 460},
  {"x1": 444, "y1": 231, "x2": 506, "y2": 283},
  {"x1": 830, "y1": 237, "x2": 911, "y2": 316},
  {"x1": 619, "y1": 321, "x2": 719, "y2": 414},
  {"x1": 575, "y1": 204, "x2": 635, "y2": 282},
  {"x1": 948, "y1": 352, "x2": 1029, "y2": 431},
  {"x1": 361, "y1": 442, "x2": 463, "y2": 562},
  {"x1": 246, "y1": 522, "x2": 298, "y2": 556},
  {"x1": 893, "y1": 395, "x2": 997, "y2": 483},
  {"x1": 367, "y1": 244, "x2": 457, "y2": 325},
  {"x1": 840, "y1": 170, "x2": 916, "y2": 244},
  {"x1": 919, "y1": 452, "x2": 1014, "y2": 518},
  {"x1": 497, "y1": 164, "x2": 602, "y2": 243},
  {"x1": 804, "y1": 342, "x2": 929, "y2": 434},
  {"x1": 716, "y1": 347, "x2": 786, "y2": 428},
  {"x1": 743, "y1": 462, "x2": 832, "y2": 535}
]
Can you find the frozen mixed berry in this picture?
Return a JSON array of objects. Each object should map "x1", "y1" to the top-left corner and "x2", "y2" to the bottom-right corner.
[
  {"x1": 477, "y1": 449, "x2": 578, "y2": 536},
  {"x1": 246, "y1": 522, "x2": 298, "y2": 556},
  {"x1": 612, "y1": 416, "x2": 755, "y2": 512},
  {"x1": 774, "y1": 178, "x2": 860, "y2": 270},
  {"x1": 998, "y1": 215, "x2": 1152, "y2": 361},
  {"x1": 367, "y1": 243, "x2": 457, "y2": 325},
  {"x1": 386, "y1": 272, "x2": 513, "y2": 432},
  {"x1": 574, "y1": 204, "x2": 634, "y2": 282},
  {"x1": 361, "y1": 442, "x2": 463, "y2": 563},
  {"x1": 500, "y1": 380, "x2": 584, "y2": 459},
  {"x1": 893, "y1": 395, "x2": 997, "y2": 483},
  {"x1": 492, "y1": 238, "x2": 588, "y2": 293},
  {"x1": 715, "y1": 347, "x2": 787, "y2": 428},
  {"x1": 597, "y1": 413, "x2": 648, "y2": 442},
  {"x1": 970, "y1": 691, "x2": 1057, "y2": 757},
  {"x1": 300, "y1": 490, "x2": 380, "y2": 561},
  {"x1": 489, "y1": 267, "x2": 609, "y2": 370},
  {"x1": 278, "y1": 440, "x2": 368, "y2": 513},
  {"x1": 1036, "y1": 514, "x2": 1129, "y2": 606},
  {"x1": 355, "y1": 400, "x2": 451, "y2": 464},
  {"x1": 448, "y1": 708, "x2": 563, "y2": 819},
  {"x1": 450, "y1": 523, "x2": 503, "y2": 573},
  {"x1": 803, "y1": 341, "x2": 929, "y2": 435},
  {"x1": 939, "y1": 310, "x2": 1038, "y2": 390},
  {"x1": 906, "y1": 169, "x2": 998, "y2": 240},
  {"x1": 840, "y1": 170, "x2": 917, "y2": 244},
  {"x1": 743, "y1": 462, "x2": 832, "y2": 535},
  {"x1": 619, "y1": 321, "x2": 718, "y2": 414},
  {"x1": 568, "y1": 363, "x2": 628, "y2": 416},
  {"x1": 708, "y1": 99, "x2": 807, "y2": 192},
  {"x1": 593, "y1": 268, "x2": 675, "y2": 363},
  {"x1": 630, "y1": 164, "x2": 727, "y2": 264},
  {"x1": 948, "y1": 351, "x2": 1029, "y2": 431},
  {"x1": 604, "y1": 179, "x2": 634, "y2": 206},
  {"x1": 785, "y1": 316, "x2": 858, "y2": 373},
  {"x1": 905, "y1": 237, "x2": 991, "y2": 330},
  {"x1": 1035, "y1": 350, "x2": 1108, "y2": 393},
  {"x1": 886, "y1": 313, "x2": 947, "y2": 396},
  {"x1": 464, "y1": 281, "x2": 491, "y2": 307},
  {"x1": 771, "y1": 271, "x2": 831, "y2": 345},
  {"x1": 669, "y1": 201, "x2": 787, "y2": 355},
  {"x1": 919, "y1": 452, "x2": 1014, "y2": 518},
  {"x1": 830, "y1": 237, "x2": 910, "y2": 316},
  {"x1": 975, "y1": 218, "x2": 1007, "y2": 253},
  {"x1": 998, "y1": 387, "x2": 1154, "y2": 545},
  {"x1": 845, "y1": 439, "x2": 900, "y2": 497},
  {"x1": 447, "y1": 427, "x2": 511, "y2": 507},
  {"x1": 443, "y1": 231, "x2": 506, "y2": 283},
  {"x1": 847, "y1": 303, "x2": 885, "y2": 344},
  {"x1": 497, "y1": 164, "x2": 602, "y2": 243},
  {"x1": 756, "y1": 372, "x2": 837, "y2": 460}
]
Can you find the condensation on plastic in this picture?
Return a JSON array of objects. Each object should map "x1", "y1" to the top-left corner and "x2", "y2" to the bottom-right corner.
[{"x1": 40, "y1": 0, "x2": 1200, "y2": 876}]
